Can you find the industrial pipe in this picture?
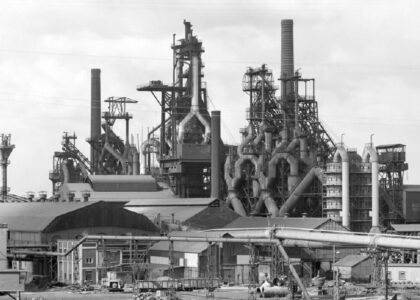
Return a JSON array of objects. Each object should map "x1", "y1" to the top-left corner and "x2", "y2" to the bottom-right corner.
[
  {"x1": 362, "y1": 143, "x2": 379, "y2": 231},
  {"x1": 62, "y1": 160, "x2": 70, "y2": 183},
  {"x1": 177, "y1": 54, "x2": 211, "y2": 144},
  {"x1": 226, "y1": 191, "x2": 247, "y2": 216},
  {"x1": 104, "y1": 143, "x2": 128, "y2": 173},
  {"x1": 278, "y1": 167, "x2": 323, "y2": 216},
  {"x1": 333, "y1": 145, "x2": 350, "y2": 228},
  {"x1": 272, "y1": 127, "x2": 288, "y2": 155},
  {"x1": 132, "y1": 149, "x2": 140, "y2": 175},
  {"x1": 265, "y1": 131, "x2": 273, "y2": 153},
  {"x1": 211, "y1": 111, "x2": 221, "y2": 198},
  {"x1": 273, "y1": 227, "x2": 420, "y2": 250},
  {"x1": 268, "y1": 153, "x2": 299, "y2": 191},
  {"x1": 230, "y1": 227, "x2": 420, "y2": 251},
  {"x1": 224, "y1": 156, "x2": 247, "y2": 216},
  {"x1": 253, "y1": 122, "x2": 267, "y2": 146},
  {"x1": 260, "y1": 189, "x2": 279, "y2": 217}
]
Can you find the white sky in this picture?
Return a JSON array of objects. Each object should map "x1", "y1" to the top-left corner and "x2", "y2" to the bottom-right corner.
[{"x1": 0, "y1": 0, "x2": 419, "y2": 196}]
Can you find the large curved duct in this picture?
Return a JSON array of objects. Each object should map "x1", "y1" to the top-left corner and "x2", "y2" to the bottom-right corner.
[
  {"x1": 234, "y1": 155, "x2": 258, "y2": 180},
  {"x1": 333, "y1": 145, "x2": 350, "y2": 228},
  {"x1": 272, "y1": 127, "x2": 288, "y2": 155},
  {"x1": 255, "y1": 154, "x2": 279, "y2": 216},
  {"x1": 226, "y1": 191, "x2": 247, "y2": 216},
  {"x1": 253, "y1": 122, "x2": 267, "y2": 146},
  {"x1": 104, "y1": 142, "x2": 128, "y2": 173},
  {"x1": 268, "y1": 152, "x2": 299, "y2": 191},
  {"x1": 362, "y1": 143, "x2": 379, "y2": 230},
  {"x1": 260, "y1": 190, "x2": 279, "y2": 217},
  {"x1": 177, "y1": 54, "x2": 211, "y2": 144},
  {"x1": 62, "y1": 160, "x2": 70, "y2": 183},
  {"x1": 224, "y1": 156, "x2": 247, "y2": 216},
  {"x1": 278, "y1": 167, "x2": 323, "y2": 216}
]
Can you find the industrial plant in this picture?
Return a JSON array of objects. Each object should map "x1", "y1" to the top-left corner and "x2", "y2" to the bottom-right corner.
[{"x1": 1, "y1": 19, "x2": 420, "y2": 300}]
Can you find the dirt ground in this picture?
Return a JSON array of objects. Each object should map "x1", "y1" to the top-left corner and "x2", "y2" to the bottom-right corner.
[{"x1": 0, "y1": 286, "x2": 274, "y2": 300}]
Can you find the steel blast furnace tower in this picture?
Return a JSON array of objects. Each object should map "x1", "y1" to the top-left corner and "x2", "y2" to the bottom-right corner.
[
  {"x1": 224, "y1": 20, "x2": 335, "y2": 217},
  {"x1": 138, "y1": 20, "x2": 214, "y2": 198}
]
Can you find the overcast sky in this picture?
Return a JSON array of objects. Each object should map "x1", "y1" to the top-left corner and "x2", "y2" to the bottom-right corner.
[{"x1": 0, "y1": 0, "x2": 419, "y2": 196}]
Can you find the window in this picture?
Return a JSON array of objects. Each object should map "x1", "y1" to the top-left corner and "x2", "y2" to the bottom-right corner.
[
  {"x1": 399, "y1": 271, "x2": 406, "y2": 281},
  {"x1": 85, "y1": 257, "x2": 94, "y2": 264}
]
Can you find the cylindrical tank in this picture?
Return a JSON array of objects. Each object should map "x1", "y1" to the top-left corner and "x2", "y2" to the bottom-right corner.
[{"x1": 261, "y1": 286, "x2": 289, "y2": 298}]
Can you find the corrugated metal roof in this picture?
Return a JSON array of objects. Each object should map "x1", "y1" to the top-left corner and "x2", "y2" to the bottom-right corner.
[
  {"x1": 0, "y1": 202, "x2": 95, "y2": 232},
  {"x1": 223, "y1": 217, "x2": 331, "y2": 229},
  {"x1": 125, "y1": 206, "x2": 207, "y2": 222},
  {"x1": 88, "y1": 174, "x2": 157, "y2": 183},
  {"x1": 391, "y1": 224, "x2": 420, "y2": 232},
  {"x1": 90, "y1": 189, "x2": 175, "y2": 201},
  {"x1": 125, "y1": 197, "x2": 217, "y2": 207},
  {"x1": 183, "y1": 206, "x2": 240, "y2": 230},
  {"x1": 88, "y1": 175, "x2": 158, "y2": 192},
  {"x1": 334, "y1": 255, "x2": 370, "y2": 267}
]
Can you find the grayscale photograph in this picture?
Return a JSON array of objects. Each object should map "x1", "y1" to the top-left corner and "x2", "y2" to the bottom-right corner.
[{"x1": 0, "y1": 0, "x2": 418, "y2": 299}]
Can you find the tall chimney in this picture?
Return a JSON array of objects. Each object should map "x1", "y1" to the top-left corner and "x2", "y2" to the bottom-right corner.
[
  {"x1": 211, "y1": 111, "x2": 221, "y2": 198},
  {"x1": 0, "y1": 134, "x2": 15, "y2": 202},
  {"x1": 91, "y1": 69, "x2": 101, "y2": 173},
  {"x1": 281, "y1": 19, "x2": 294, "y2": 98}
]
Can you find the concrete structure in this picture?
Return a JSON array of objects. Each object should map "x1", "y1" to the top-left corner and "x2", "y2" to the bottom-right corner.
[{"x1": 333, "y1": 255, "x2": 373, "y2": 283}]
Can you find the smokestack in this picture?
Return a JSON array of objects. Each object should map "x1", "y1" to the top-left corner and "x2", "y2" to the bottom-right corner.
[
  {"x1": 91, "y1": 69, "x2": 101, "y2": 173},
  {"x1": 0, "y1": 134, "x2": 15, "y2": 202},
  {"x1": 281, "y1": 19, "x2": 294, "y2": 98},
  {"x1": 211, "y1": 111, "x2": 221, "y2": 198}
]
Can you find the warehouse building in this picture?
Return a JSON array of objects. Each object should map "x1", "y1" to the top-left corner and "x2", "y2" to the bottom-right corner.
[{"x1": 0, "y1": 201, "x2": 159, "y2": 281}]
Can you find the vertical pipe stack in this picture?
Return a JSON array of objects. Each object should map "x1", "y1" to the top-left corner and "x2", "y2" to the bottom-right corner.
[
  {"x1": 362, "y1": 143, "x2": 380, "y2": 231},
  {"x1": 211, "y1": 111, "x2": 221, "y2": 198},
  {"x1": 281, "y1": 19, "x2": 294, "y2": 97},
  {"x1": 0, "y1": 134, "x2": 14, "y2": 202},
  {"x1": 371, "y1": 160, "x2": 379, "y2": 228},
  {"x1": 90, "y1": 69, "x2": 101, "y2": 173},
  {"x1": 342, "y1": 160, "x2": 350, "y2": 228}
]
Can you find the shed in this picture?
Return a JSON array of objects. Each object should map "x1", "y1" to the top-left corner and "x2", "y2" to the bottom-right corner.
[
  {"x1": 0, "y1": 201, "x2": 159, "y2": 245},
  {"x1": 333, "y1": 255, "x2": 373, "y2": 283}
]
